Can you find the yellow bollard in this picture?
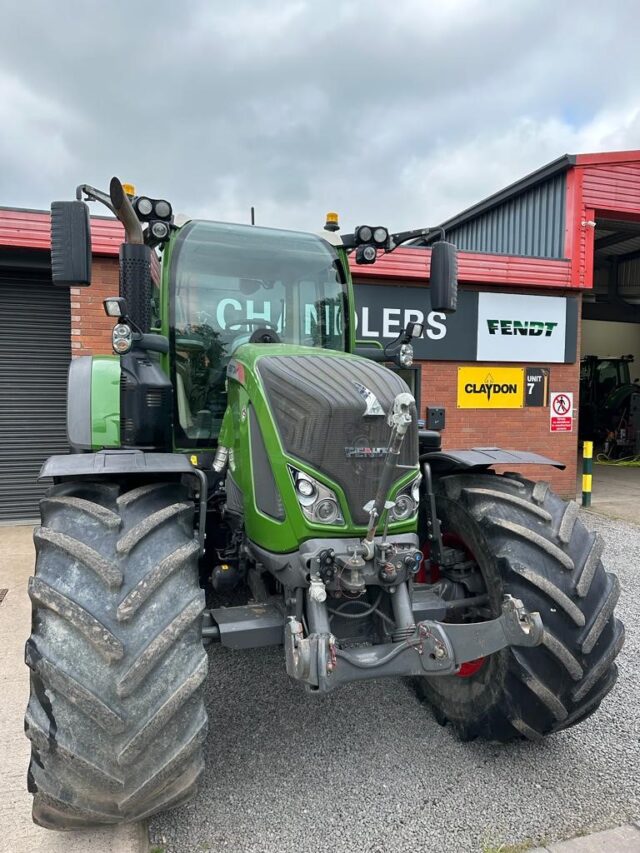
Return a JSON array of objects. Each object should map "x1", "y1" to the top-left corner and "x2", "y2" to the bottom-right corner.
[{"x1": 582, "y1": 441, "x2": 593, "y2": 507}]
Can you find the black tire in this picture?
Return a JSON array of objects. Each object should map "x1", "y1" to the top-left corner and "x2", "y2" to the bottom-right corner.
[
  {"x1": 25, "y1": 479, "x2": 208, "y2": 829},
  {"x1": 414, "y1": 471, "x2": 625, "y2": 742}
]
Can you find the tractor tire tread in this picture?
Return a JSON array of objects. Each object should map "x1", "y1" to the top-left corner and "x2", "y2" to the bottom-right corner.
[
  {"x1": 25, "y1": 479, "x2": 207, "y2": 829},
  {"x1": 413, "y1": 471, "x2": 623, "y2": 742}
]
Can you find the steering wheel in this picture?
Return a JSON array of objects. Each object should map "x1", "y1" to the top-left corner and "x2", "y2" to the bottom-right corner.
[
  {"x1": 228, "y1": 318, "x2": 278, "y2": 331},
  {"x1": 228, "y1": 318, "x2": 281, "y2": 345}
]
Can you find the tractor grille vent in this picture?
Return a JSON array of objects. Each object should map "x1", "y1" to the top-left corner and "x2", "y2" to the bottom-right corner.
[
  {"x1": 257, "y1": 355, "x2": 417, "y2": 525},
  {"x1": 122, "y1": 418, "x2": 136, "y2": 443},
  {"x1": 146, "y1": 390, "x2": 163, "y2": 408}
]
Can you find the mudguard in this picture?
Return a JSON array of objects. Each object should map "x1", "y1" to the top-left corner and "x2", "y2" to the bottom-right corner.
[
  {"x1": 421, "y1": 447, "x2": 565, "y2": 472},
  {"x1": 39, "y1": 449, "x2": 195, "y2": 480}
]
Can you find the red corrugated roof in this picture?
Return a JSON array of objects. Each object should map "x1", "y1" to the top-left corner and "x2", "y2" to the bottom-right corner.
[
  {"x1": 0, "y1": 207, "x2": 123, "y2": 255},
  {"x1": 0, "y1": 207, "x2": 574, "y2": 288},
  {"x1": 350, "y1": 246, "x2": 573, "y2": 288}
]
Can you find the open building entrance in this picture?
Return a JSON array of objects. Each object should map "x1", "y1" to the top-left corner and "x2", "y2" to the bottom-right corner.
[{"x1": 578, "y1": 215, "x2": 640, "y2": 522}]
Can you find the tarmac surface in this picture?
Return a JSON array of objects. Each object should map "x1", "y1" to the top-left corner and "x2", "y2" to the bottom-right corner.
[
  {"x1": 149, "y1": 510, "x2": 640, "y2": 853},
  {"x1": 585, "y1": 462, "x2": 640, "y2": 525}
]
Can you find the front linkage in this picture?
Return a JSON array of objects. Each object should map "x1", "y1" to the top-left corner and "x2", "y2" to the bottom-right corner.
[{"x1": 286, "y1": 593, "x2": 542, "y2": 692}]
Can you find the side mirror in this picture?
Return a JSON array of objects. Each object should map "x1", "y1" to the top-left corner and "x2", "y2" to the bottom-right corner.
[
  {"x1": 430, "y1": 240, "x2": 458, "y2": 314},
  {"x1": 103, "y1": 296, "x2": 128, "y2": 319},
  {"x1": 50, "y1": 201, "x2": 92, "y2": 286},
  {"x1": 405, "y1": 321, "x2": 424, "y2": 338}
]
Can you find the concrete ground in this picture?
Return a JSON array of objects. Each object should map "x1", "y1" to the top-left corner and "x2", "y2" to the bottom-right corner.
[
  {"x1": 0, "y1": 525, "x2": 147, "y2": 853},
  {"x1": 531, "y1": 822, "x2": 640, "y2": 851},
  {"x1": 576, "y1": 461, "x2": 640, "y2": 525}
]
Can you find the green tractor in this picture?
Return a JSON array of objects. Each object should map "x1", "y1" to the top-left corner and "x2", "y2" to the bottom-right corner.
[
  {"x1": 26, "y1": 179, "x2": 624, "y2": 829},
  {"x1": 579, "y1": 354, "x2": 640, "y2": 451}
]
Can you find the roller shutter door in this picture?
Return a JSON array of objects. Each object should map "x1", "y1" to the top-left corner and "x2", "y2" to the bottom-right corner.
[{"x1": 0, "y1": 276, "x2": 70, "y2": 521}]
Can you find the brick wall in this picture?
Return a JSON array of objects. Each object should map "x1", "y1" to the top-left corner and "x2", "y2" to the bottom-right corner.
[
  {"x1": 418, "y1": 358, "x2": 579, "y2": 497},
  {"x1": 71, "y1": 257, "x2": 119, "y2": 357}
]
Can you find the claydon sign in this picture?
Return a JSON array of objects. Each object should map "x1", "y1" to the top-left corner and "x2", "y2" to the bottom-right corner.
[{"x1": 457, "y1": 367, "x2": 525, "y2": 408}]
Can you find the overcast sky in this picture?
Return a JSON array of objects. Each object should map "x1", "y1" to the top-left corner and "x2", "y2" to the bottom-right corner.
[{"x1": 1, "y1": 0, "x2": 640, "y2": 233}]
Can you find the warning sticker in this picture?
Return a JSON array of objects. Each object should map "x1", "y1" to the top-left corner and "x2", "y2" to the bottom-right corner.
[{"x1": 550, "y1": 391, "x2": 573, "y2": 432}]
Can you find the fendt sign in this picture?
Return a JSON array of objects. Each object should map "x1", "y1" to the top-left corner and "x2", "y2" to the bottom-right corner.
[
  {"x1": 476, "y1": 292, "x2": 570, "y2": 363},
  {"x1": 354, "y1": 285, "x2": 578, "y2": 363}
]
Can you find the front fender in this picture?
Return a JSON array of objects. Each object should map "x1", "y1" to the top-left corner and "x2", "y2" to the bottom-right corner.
[
  {"x1": 421, "y1": 447, "x2": 565, "y2": 473},
  {"x1": 39, "y1": 449, "x2": 195, "y2": 480}
]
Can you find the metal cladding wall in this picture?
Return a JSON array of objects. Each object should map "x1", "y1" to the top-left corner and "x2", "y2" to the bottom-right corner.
[
  {"x1": 445, "y1": 173, "x2": 567, "y2": 258},
  {"x1": 0, "y1": 275, "x2": 70, "y2": 520}
]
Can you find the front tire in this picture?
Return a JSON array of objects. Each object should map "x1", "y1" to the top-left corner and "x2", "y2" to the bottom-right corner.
[
  {"x1": 414, "y1": 472, "x2": 624, "y2": 742},
  {"x1": 25, "y1": 479, "x2": 208, "y2": 829}
]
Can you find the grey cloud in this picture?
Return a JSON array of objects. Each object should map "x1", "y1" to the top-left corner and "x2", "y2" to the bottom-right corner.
[{"x1": 1, "y1": 0, "x2": 640, "y2": 233}]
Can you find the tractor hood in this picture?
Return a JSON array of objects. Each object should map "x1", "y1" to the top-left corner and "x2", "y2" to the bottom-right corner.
[
  {"x1": 244, "y1": 348, "x2": 418, "y2": 527},
  {"x1": 255, "y1": 352, "x2": 417, "y2": 525}
]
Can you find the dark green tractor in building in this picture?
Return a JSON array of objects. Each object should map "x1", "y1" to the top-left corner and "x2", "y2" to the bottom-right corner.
[{"x1": 25, "y1": 179, "x2": 624, "y2": 829}]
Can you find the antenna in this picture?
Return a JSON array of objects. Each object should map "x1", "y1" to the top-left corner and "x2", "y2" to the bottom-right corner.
[{"x1": 250, "y1": 206, "x2": 255, "y2": 225}]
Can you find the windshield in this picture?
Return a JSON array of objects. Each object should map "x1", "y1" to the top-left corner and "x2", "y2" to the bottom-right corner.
[{"x1": 169, "y1": 220, "x2": 348, "y2": 446}]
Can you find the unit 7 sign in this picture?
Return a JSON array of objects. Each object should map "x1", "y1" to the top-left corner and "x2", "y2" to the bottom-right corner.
[
  {"x1": 525, "y1": 368, "x2": 549, "y2": 408},
  {"x1": 550, "y1": 391, "x2": 573, "y2": 433}
]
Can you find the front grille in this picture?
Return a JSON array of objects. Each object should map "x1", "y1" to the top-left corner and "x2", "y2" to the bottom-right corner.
[{"x1": 257, "y1": 354, "x2": 417, "y2": 525}]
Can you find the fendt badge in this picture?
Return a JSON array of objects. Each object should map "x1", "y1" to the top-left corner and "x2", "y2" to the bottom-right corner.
[{"x1": 353, "y1": 382, "x2": 385, "y2": 416}]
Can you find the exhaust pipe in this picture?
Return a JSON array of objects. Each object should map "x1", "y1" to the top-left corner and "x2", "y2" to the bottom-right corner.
[{"x1": 109, "y1": 177, "x2": 144, "y2": 245}]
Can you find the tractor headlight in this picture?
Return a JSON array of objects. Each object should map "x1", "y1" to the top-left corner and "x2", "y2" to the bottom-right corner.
[
  {"x1": 355, "y1": 244, "x2": 377, "y2": 264},
  {"x1": 136, "y1": 197, "x2": 153, "y2": 216},
  {"x1": 399, "y1": 343, "x2": 414, "y2": 366},
  {"x1": 150, "y1": 220, "x2": 170, "y2": 240},
  {"x1": 314, "y1": 499, "x2": 340, "y2": 524},
  {"x1": 112, "y1": 323, "x2": 132, "y2": 354},
  {"x1": 295, "y1": 475, "x2": 317, "y2": 506},
  {"x1": 373, "y1": 227, "x2": 388, "y2": 244},
  {"x1": 289, "y1": 466, "x2": 344, "y2": 525},
  {"x1": 154, "y1": 199, "x2": 172, "y2": 219},
  {"x1": 390, "y1": 475, "x2": 421, "y2": 521},
  {"x1": 357, "y1": 225, "x2": 372, "y2": 243},
  {"x1": 391, "y1": 494, "x2": 416, "y2": 521}
]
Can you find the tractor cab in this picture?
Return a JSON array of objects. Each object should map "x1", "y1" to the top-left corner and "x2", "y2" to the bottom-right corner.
[{"x1": 166, "y1": 220, "x2": 349, "y2": 444}]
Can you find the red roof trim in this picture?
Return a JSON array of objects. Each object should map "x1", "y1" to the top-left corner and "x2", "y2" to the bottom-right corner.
[
  {"x1": 0, "y1": 208, "x2": 578, "y2": 290},
  {"x1": 350, "y1": 247, "x2": 574, "y2": 289},
  {"x1": 574, "y1": 150, "x2": 640, "y2": 166},
  {"x1": 0, "y1": 208, "x2": 122, "y2": 255}
]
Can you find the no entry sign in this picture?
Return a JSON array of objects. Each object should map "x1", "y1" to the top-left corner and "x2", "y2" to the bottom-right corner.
[{"x1": 550, "y1": 391, "x2": 573, "y2": 432}]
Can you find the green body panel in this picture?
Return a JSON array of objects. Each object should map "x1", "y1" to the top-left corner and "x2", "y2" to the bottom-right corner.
[
  {"x1": 90, "y1": 356, "x2": 120, "y2": 449},
  {"x1": 224, "y1": 343, "x2": 417, "y2": 552}
]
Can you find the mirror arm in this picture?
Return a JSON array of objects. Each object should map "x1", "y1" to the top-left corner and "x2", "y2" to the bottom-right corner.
[
  {"x1": 354, "y1": 346, "x2": 406, "y2": 366},
  {"x1": 76, "y1": 184, "x2": 117, "y2": 216},
  {"x1": 387, "y1": 226, "x2": 445, "y2": 252},
  {"x1": 340, "y1": 226, "x2": 445, "y2": 253}
]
